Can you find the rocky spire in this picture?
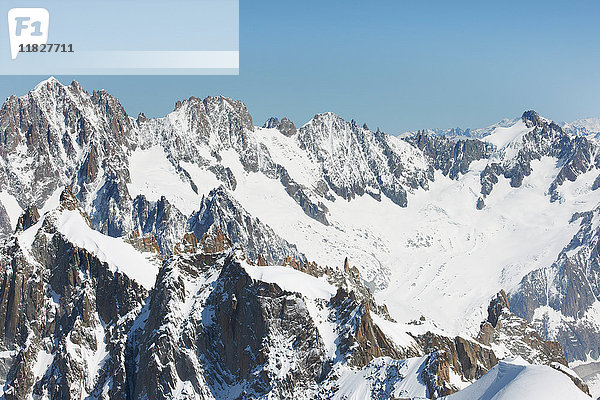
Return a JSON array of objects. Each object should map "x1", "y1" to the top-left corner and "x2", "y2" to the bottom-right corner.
[{"x1": 487, "y1": 289, "x2": 510, "y2": 328}]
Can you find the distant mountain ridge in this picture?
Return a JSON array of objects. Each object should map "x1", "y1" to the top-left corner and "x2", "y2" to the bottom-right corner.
[{"x1": 404, "y1": 116, "x2": 600, "y2": 140}]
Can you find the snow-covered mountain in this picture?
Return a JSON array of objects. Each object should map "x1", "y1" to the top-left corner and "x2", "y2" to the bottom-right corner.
[
  {"x1": 441, "y1": 357, "x2": 591, "y2": 400},
  {"x1": 562, "y1": 118, "x2": 600, "y2": 137},
  {"x1": 0, "y1": 77, "x2": 598, "y2": 399},
  {"x1": 402, "y1": 118, "x2": 519, "y2": 140},
  {"x1": 407, "y1": 116, "x2": 600, "y2": 141}
]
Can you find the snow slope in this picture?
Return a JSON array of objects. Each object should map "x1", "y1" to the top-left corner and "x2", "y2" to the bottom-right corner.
[
  {"x1": 331, "y1": 356, "x2": 429, "y2": 400},
  {"x1": 442, "y1": 357, "x2": 590, "y2": 400},
  {"x1": 127, "y1": 146, "x2": 201, "y2": 215},
  {"x1": 0, "y1": 191, "x2": 23, "y2": 229},
  {"x1": 18, "y1": 208, "x2": 160, "y2": 290},
  {"x1": 242, "y1": 261, "x2": 336, "y2": 300},
  {"x1": 483, "y1": 119, "x2": 533, "y2": 149},
  {"x1": 56, "y1": 210, "x2": 160, "y2": 289}
]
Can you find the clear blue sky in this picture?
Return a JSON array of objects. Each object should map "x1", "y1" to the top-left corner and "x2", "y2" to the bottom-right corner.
[{"x1": 1, "y1": 0, "x2": 599, "y2": 134}]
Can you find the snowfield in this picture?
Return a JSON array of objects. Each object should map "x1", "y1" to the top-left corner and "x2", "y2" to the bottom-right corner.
[
  {"x1": 56, "y1": 210, "x2": 160, "y2": 290},
  {"x1": 0, "y1": 190, "x2": 23, "y2": 230},
  {"x1": 128, "y1": 146, "x2": 201, "y2": 215},
  {"x1": 442, "y1": 357, "x2": 590, "y2": 400},
  {"x1": 242, "y1": 261, "x2": 337, "y2": 300},
  {"x1": 18, "y1": 208, "x2": 160, "y2": 290}
]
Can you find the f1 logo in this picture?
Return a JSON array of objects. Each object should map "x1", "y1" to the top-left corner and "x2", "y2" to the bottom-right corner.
[{"x1": 7, "y1": 8, "x2": 49, "y2": 60}]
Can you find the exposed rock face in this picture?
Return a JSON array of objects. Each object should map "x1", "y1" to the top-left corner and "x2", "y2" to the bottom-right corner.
[
  {"x1": 0, "y1": 190, "x2": 148, "y2": 399},
  {"x1": 477, "y1": 291, "x2": 567, "y2": 366},
  {"x1": 0, "y1": 79, "x2": 135, "y2": 237},
  {"x1": 278, "y1": 117, "x2": 297, "y2": 137},
  {"x1": 510, "y1": 204, "x2": 600, "y2": 362},
  {"x1": 126, "y1": 230, "x2": 162, "y2": 257},
  {"x1": 331, "y1": 288, "x2": 407, "y2": 368},
  {"x1": 199, "y1": 226, "x2": 233, "y2": 254},
  {"x1": 413, "y1": 331, "x2": 498, "y2": 396},
  {"x1": 174, "y1": 232, "x2": 199, "y2": 254},
  {"x1": 486, "y1": 289, "x2": 510, "y2": 327},
  {"x1": 277, "y1": 167, "x2": 329, "y2": 225},
  {"x1": 420, "y1": 350, "x2": 455, "y2": 398},
  {"x1": 296, "y1": 113, "x2": 432, "y2": 207},
  {"x1": 131, "y1": 195, "x2": 187, "y2": 254},
  {"x1": 130, "y1": 252, "x2": 405, "y2": 399},
  {"x1": 405, "y1": 131, "x2": 493, "y2": 180},
  {"x1": 187, "y1": 186, "x2": 304, "y2": 264},
  {"x1": 15, "y1": 206, "x2": 40, "y2": 232},
  {"x1": 0, "y1": 203, "x2": 10, "y2": 239},
  {"x1": 263, "y1": 116, "x2": 280, "y2": 129},
  {"x1": 263, "y1": 116, "x2": 297, "y2": 137}
]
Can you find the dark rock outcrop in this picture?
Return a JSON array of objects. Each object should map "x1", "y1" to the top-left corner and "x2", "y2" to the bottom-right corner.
[
  {"x1": 0, "y1": 206, "x2": 148, "y2": 399},
  {"x1": 263, "y1": 116, "x2": 297, "y2": 137},
  {"x1": 131, "y1": 195, "x2": 187, "y2": 255},
  {"x1": 414, "y1": 331, "x2": 498, "y2": 395},
  {"x1": 15, "y1": 206, "x2": 40, "y2": 232}
]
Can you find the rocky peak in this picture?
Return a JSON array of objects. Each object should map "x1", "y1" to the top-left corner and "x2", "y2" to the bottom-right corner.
[
  {"x1": 330, "y1": 287, "x2": 405, "y2": 367},
  {"x1": 487, "y1": 289, "x2": 510, "y2": 327},
  {"x1": 31, "y1": 76, "x2": 64, "y2": 95},
  {"x1": 58, "y1": 186, "x2": 80, "y2": 211},
  {"x1": 479, "y1": 108, "x2": 597, "y2": 200},
  {"x1": 58, "y1": 186, "x2": 92, "y2": 228},
  {"x1": 297, "y1": 112, "x2": 432, "y2": 207},
  {"x1": 521, "y1": 110, "x2": 564, "y2": 133},
  {"x1": 90, "y1": 89, "x2": 133, "y2": 137},
  {"x1": 68, "y1": 79, "x2": 86, "y2": 95},
  {"x1": 477, "y1": 290, "x2": 567, "y2": 367},
  {"x1": 136, "y1": 112, "x2": 147, "y2": 125},
  {"x1": 262, "y1": 116, "x2": 297, "y2": 136},
  {"x1": 263, "y1": 116, "x2": 280, "y2": 129},
  {"x1": 279, "y1": 117, "x2": 297, "y2": 136},
  {"x1": 176, "y1": 95, "x2": 254, "y2": 133},
  {"x1": 521, "y1": 110, "x2": 544, "y2": 128}
]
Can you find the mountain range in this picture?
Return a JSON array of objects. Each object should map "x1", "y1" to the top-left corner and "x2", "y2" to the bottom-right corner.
[{"x1": 0, "y1": 77, "x2": 599, "y2": 399}]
